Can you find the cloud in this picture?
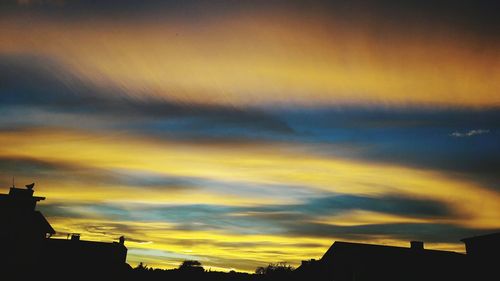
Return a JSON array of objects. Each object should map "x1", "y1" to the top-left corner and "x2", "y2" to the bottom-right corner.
[
  {"x1": 0, "y1": 54, "x2": 294, "y2": 138},
  {"x1": 3, "y1": 0, "x2": 499, "y2": 39},
  {"x1": 2, "y1": 1, "x2": 499, "y2": 108},
  {"x1": 298, "y1": 194, "x2": 456, "y2": 218},
  {"x1": 450, "y1": 129, "x2": 490, "y2": 137},
  {"x1": 275, "y1": 107, "x2": 500, "y2": 194},
  {"x1": 16, "y1": 0, "x2": 63, "y2": 6},
  {"x1": 0, "y1": 156, "x2": 192, "y2": 191},
  {"x1": 0, "y1": 154, "x2": 322, "y2": 207},
  {"x1": 39, "y1": 192, "x2": 459, "y2": 238},
  {"x1": 281, "y1": 221, "x2": 500, "y2": 244}
]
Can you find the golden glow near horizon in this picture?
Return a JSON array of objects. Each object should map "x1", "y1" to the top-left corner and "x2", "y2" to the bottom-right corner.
[
  {"x1": 1, "y1": 14, "x2": 499, "y2": 107},
  {"x1": 1, "y1": 129, "x2": 499, "y2": 271}
]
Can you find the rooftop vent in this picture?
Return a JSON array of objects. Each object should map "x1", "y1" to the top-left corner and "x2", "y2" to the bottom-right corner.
[{"x1": 410, "y1": 241, "x2": 424, "y2": 250}]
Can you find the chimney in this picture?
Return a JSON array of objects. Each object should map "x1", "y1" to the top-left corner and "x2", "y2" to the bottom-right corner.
[
  {"x1": 410, "y1": 241, "x2": 424, "y2": 250},
  {"x1": 71, "y1": 234, "x2": 80, "y2": 241}
]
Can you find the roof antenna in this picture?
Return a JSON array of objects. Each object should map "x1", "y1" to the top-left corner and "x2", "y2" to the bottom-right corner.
[{"x1": 12, "y1": 176, "x2": 15, "y2": 188}]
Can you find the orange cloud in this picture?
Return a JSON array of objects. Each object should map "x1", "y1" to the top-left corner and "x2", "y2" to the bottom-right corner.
[
  {"x1": 1, "y1": 128, "x2": 499, "y2": 228},
  {"x1": 1, "y1": 13, "x2": 498, "y2": 107}
]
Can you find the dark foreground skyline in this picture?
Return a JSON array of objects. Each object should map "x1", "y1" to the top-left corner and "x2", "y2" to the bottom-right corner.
[{"x1": 1, "y1": 0, "x2": 499, "y2": 272}]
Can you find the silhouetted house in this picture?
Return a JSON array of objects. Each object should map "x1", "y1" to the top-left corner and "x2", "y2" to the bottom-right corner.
[
  {"x1": 297, "y1": 240, "x2": 466, "y2": 281},
  {"x1": 43, "y1": 234, "x2": 128, "y2": 271},
  {"x1": 461, "y1": 232, "x2": 500, "y2": 259},
  {"x1": 461, "y1": 232, "x2": 500, "y2": 278},
  {"x1": 0, "y1": 185, "x2": 56, "y2": 266},
  {"x1": 0, "y1": 184, "x2": 128, "y2": 273},
  {"x1": 296, "y1": 258, "x2": 323, "y2": 277},
  {"x1": 0, "y1": 185, "x2": 55, "y2": 239}
]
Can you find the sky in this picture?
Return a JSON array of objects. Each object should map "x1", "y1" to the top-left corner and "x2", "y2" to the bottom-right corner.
[{"x1": 1, "y1": 0, "x2": 500, "y2": 272}]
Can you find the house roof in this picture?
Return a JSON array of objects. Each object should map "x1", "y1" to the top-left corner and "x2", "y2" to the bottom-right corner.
[
  {"x1": 0, "y1": 187, "x2": 55, "y2": 236},
  {"x1": 33, "y1": 211, "x2": 56, "y2": 235},
  {"x1": 460, "y1": 232, "x2": 500, "y2": 243},
  {"x1": 321, "y1": 241, "x2": 464, "y2": 263},
  {"x1": 45, "y1": 238, "x2": 126, "y2": 249},
  {"x1": 0, "y1": 210, "x2": 56, "y2": 236}
]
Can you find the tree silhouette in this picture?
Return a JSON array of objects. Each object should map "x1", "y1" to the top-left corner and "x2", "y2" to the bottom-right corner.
[
  {"x1": 134, "y1": 262, "x2": 150, "y2": 272},
  {"x1": 255, "y1": 262, "x2": 294, "y2": 275},
  {"x1": 178, "y1": 260, "x2": 204, "y2": 273}
]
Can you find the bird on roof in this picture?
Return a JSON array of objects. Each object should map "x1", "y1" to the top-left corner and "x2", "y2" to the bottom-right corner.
[{"x1": 26, "y1": 182, "x2": 35, "y2": 190}]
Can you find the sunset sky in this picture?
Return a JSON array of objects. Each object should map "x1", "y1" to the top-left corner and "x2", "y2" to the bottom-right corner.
[{"x1": 1, "y1": 0, "x2": 499, "y2": 272}]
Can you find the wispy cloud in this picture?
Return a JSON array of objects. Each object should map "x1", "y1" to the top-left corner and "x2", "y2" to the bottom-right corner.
[
  {"x1": 2, "y1": 1, "x2": 499, "y2": 107},
  {"x1": 450, "y1": 129, "x2": 490, "y2": 137}
]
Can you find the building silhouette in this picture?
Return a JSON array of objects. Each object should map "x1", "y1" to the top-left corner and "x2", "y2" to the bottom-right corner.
[
  {"x1": 0, "y1": 184, "x2": 128, "y2": 275},
  {"x1": 297, "y1": 233, "x2": 500, "y2": 281},
  {"x1": 461, "y1": 232, "x2": 500, "y2": 278}
]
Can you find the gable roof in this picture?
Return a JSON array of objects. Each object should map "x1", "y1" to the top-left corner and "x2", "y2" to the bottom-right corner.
[
  {"x1": 321, "y1": 241, "x2": 464, "y2": 263},
  {"x1": 33, "y1": 211, "x2": 56, "y2": 235},
  {"x1": 0, "y1": 187, "x2": 55, "y2": 237}
]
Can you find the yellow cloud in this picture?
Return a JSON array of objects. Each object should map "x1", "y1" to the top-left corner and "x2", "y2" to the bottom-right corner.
[
  {"x1": 1, "y1": 128, "x2": 499, "y2": 271},
  {"x1": 1, "y1": 128, "x2": 499, "y2": 227},
  {"x1": 1, "y1": 13, "x2": 498, "y2": 107}
]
